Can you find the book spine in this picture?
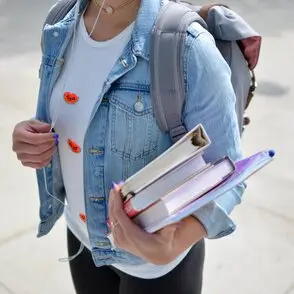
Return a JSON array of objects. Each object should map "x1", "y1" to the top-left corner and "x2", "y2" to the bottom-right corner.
[{"x1": 123, "y1": 199, "x2": 141, "y2": 218}]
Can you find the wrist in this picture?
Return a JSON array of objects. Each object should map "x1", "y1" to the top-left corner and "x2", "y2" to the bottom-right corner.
[
  {"x1": 148, "y1": 217, "x2": 206, "y2": 265},
  {"x1": 173, "y1": 217, "x2": 206, "y2": 255}
]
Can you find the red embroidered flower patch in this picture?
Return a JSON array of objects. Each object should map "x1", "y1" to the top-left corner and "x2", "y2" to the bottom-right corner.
[
  {"x1": 64, "y1": 92, "x2": 79, "y2": 104},
  {"x1": 67, "y1": 139, "x2": 81, "y2": 153},
  {"x1": 79, "y1": 213, "x2": 87, "y2": 223}
]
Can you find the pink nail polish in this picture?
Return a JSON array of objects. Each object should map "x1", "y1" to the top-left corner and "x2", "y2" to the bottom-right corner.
[
  {"x1": 106, "y1": 219, "x2": 111, "y2": 228},
  {"x1": 53, "y1": 133, "x2": 59, "y2": 146}
]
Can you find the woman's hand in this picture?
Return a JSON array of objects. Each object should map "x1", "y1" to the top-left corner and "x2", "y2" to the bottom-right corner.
[
  {"x1": 108, "y1": 183, "x2": 206, "y2": 265},
  {"x1": 12, "y1": 119, "x2": 58, "y2": 169}
]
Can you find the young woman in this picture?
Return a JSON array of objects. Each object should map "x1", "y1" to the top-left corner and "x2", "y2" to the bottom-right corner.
[{"x1": 12, "y1": 0, "x2": 244, "y2": 293}]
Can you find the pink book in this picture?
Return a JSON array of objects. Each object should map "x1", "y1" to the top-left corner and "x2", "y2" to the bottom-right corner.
[{"x1": 133, "y1": 156, "x2": 235, "y2": 228}]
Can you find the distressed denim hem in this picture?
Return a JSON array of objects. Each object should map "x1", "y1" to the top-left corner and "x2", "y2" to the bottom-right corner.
[{"x1": 37, "y1": 208, "x2": 64, "y2": 238}]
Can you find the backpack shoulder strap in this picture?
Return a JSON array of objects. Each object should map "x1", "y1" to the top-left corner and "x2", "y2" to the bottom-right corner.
[
  {"x1": 150, "y1": 1, "x2": 206, "y2": 143},
  {"x1": 41, "y1": 0, "x2": 77, "y2": 51},
  {"x1": 45, "y1": 0, "x2": 77, "y2": 25}
]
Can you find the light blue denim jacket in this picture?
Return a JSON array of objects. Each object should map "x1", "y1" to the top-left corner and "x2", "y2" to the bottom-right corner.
[{"x1": 36, "y1": 0, "x2": 245, "y2": 266}]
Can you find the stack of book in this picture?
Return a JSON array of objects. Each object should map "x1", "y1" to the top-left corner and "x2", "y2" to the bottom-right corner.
[{"x1": 119, "y1": 124, "x2": 275, "y2": 233}]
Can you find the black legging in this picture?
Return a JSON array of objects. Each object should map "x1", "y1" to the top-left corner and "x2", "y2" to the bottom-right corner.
[{"x1": 67, "y1": 229, "x2": 205, "y2": 294}]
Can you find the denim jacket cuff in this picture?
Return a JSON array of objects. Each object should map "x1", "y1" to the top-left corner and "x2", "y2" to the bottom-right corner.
[{"x1": 192, "y1": 200, "x2": 236, "y2": 239}]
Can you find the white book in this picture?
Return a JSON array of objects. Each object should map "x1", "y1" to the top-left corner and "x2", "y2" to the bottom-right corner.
[
  {"x1": 121, "y1": 124, "x2": 211, "y2": 199},
  {"x1": 123, "y1": 154, "x2": 208, "y2": 217},
  {"x1": 133, "y1": 157, "x2": 235, "y2": 228}
]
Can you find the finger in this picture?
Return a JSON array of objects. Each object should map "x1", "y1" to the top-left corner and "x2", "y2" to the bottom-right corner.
[
  {"x1": 108, "y1": 188, "x2": 118, "y2": 228},
  {"x1": 13, "y1": 121, "x2": 55, "y2": 146},
  {"x1": 19, "y1": 131, "x2": 56, "y2": 145},
  {"x1": 21, "y1": 157, "x2": 52, "y2": 169},
  {"x1": 19, "y1": 145, "x2": 57, "y2": 163},
  {"x1": 15, "y1": 140, "x2": 56, "y2": 156},
  {"x1": 116, "y1": 181, "x2": 124, "y2": 188},
  {"x1": 111, "y1": 183, "x2": 146, "y2": 241},
  {"x1": 108, "y1": 190, "x2": 128, "y2": 249},
  {"x1": 29, "y1": 120, "x2": 52, "y2": 133},
  {"x1": 108, "y1": 181, "x2": 124, "y2": 224}
]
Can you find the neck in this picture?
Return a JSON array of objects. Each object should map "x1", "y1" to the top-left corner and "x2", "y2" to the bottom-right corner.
[{"x1": 84, "y1": 0, "x2": 140, "y2": 40}]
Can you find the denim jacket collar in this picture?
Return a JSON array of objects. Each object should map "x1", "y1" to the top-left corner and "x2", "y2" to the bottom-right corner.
[{"x1": 75, "y1": 0, "x2": 164, "y2": 60}]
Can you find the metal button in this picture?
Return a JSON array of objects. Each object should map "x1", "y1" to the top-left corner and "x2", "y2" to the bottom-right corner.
[
  {"x1": 53, "y1": 31, "x2": 59, "y2": 37},
  {"x1": 88, "y1": 148, "x2": 104, "y2": 155},
  {"x1": 120, "y1": 59, "x2": 128, "y2": 68},
  {"x1": 96, "y1": 241, "x2": 110, "y2": 247},
  {"x1": 89, "y1": 196, "x2": 105, "y2": 202},
  {"x1": 134, "y1": 101, "x2": 144, "y2": 112},
  {"x1": 134, "y1": 95, "x2": 144, "y2": 112}
]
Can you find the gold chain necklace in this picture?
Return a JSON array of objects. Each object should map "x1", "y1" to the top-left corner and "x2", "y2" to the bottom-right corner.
[{"x1": 93, "y1": 0, "x2": 137, "y2": 15}]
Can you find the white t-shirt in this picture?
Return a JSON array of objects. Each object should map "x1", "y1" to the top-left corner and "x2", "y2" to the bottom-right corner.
[{"x1": 50, "y1": 16, "x2": 189, "y2": 279}]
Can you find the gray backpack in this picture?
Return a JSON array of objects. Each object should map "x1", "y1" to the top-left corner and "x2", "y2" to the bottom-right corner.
[{"x1": 43, "y1": 0, "x2": 261, "y2": 142}]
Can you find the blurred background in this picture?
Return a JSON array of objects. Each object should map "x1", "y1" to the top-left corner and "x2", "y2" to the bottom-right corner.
[{"x1": 0, "y1": 0, "x2": 293, "y2": 293}]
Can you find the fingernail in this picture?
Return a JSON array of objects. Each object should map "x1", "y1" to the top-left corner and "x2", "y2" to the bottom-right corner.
[
  {"x1": 111, "y1": 181, "x2": 116, "y2": 189},
  {"x1": 118, "y1": 180, "x2": 124, "y2": 186},
  {"x1": 106, "y1": 219, "x2": 111, "y2": 228},
  {"x1": 52, "y1": 134, "x2": 59, "y2": 145}
]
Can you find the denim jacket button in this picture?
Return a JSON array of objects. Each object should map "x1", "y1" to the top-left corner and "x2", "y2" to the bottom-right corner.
[
  {"x1": 53, "y1": 31, "x2": 59, "y2": 37},
  {"x1": 134, "y1": 101, "x2": 144, "y2": 112},
  {"x1": 120, "y1": 59, "x2": 128, "y2": 68},
  {"x1": 96, "y1": 241, "x2": 110, "y2": 247}
]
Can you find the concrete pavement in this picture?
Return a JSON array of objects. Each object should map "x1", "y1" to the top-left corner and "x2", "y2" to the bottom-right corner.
[{"x1": 1, "y1": 0, "x2": 294, "y2": 293}]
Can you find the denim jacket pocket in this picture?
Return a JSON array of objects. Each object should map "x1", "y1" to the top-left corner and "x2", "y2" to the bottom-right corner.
[{"x1": 109, "y1": 87, "x2": 160, "y2": 161}]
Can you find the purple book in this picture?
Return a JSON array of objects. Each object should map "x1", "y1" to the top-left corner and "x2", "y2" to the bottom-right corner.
[{"x1": 144, "y1": 149, "x2": 275, "y2": 233}]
